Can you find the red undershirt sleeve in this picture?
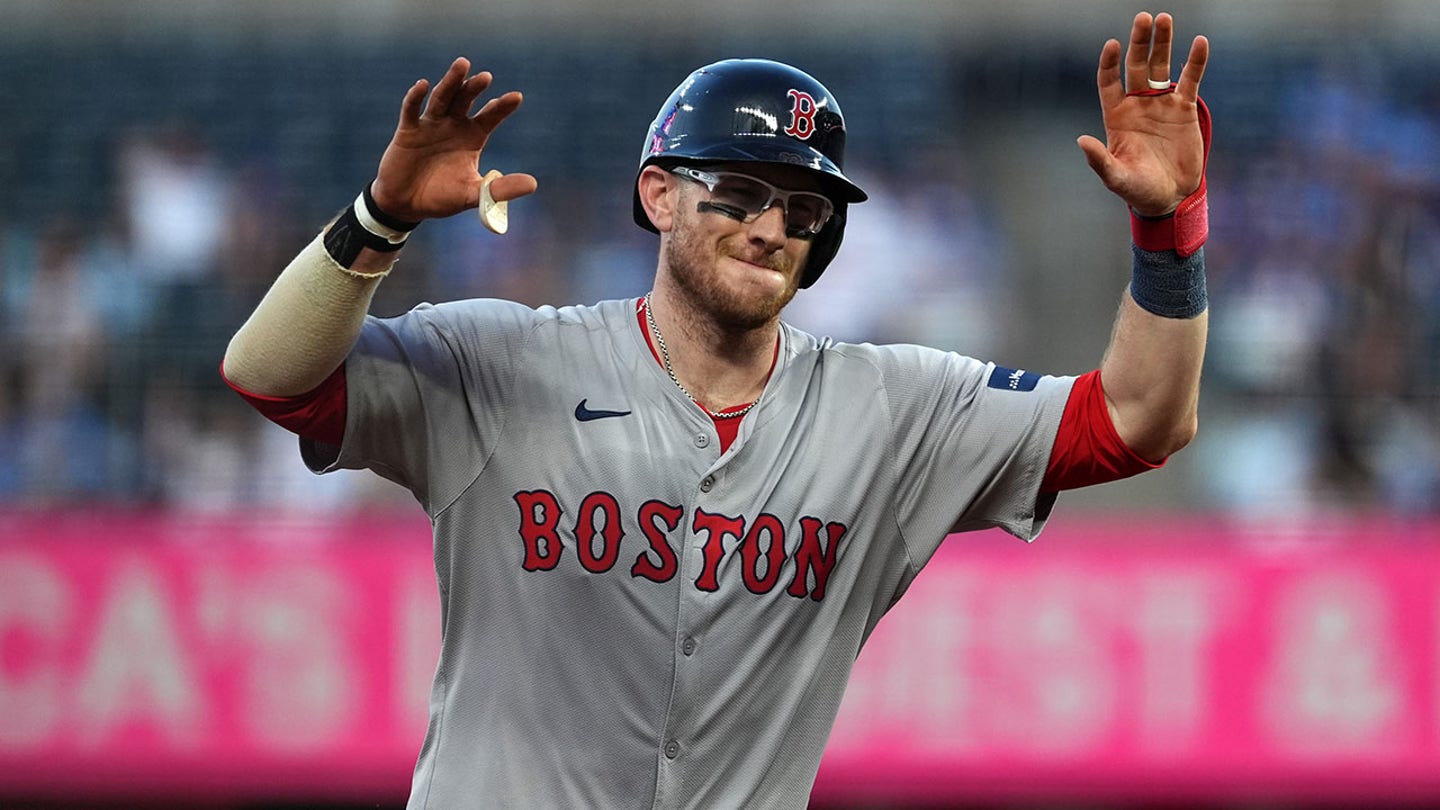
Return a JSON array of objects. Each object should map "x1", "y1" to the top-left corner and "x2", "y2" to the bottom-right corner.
[
  {"x1": 1041, "y1": 369, "x2": 1163, "y2": 492},
  {"x1": 220, "y1": 361, "x2": 348, "y2": 446}
]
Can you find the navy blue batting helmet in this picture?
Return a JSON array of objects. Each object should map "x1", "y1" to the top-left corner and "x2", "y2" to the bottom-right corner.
[{"x1": 633, "y1": 59, "x2": 867, "y2": 288}]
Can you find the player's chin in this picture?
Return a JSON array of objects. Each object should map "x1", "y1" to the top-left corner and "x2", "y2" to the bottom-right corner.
[
  {"x1": 731, "y1": 266, "x2": 797, "y2": 312},
  {"x1": 708, "y1": 277, "x2": 793, "y2": 329},
  {"x1": 743, "y1": 282, "x2": 799, "y2": 327}
]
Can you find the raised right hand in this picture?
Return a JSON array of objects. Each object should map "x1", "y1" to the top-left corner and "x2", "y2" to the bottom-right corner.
[
  {"x1": 370, "y1": 57, "x2": 538, "y2": 223},
  {"x1": 1076, "y1": 13, "x2": 1208, "y2": 218}
]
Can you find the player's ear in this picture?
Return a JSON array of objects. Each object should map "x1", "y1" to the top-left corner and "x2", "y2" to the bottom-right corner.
[{"x1": 638, "y1": 165, "x2": 678, "y2": 233}]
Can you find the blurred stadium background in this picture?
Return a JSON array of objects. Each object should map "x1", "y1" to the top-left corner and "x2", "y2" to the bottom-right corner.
[{"x1": 1, "y1": 0, "x2": 1437, "y2": 808}]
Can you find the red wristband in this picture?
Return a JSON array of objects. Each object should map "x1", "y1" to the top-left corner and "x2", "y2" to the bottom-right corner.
[{"x1": 1128, "y1": 86, "x2": 1212, "y2": 258}]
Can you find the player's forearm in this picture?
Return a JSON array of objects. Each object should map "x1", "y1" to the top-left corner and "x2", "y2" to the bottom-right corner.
[
  {"x1": 222, "y1": 234, "x2": 394, "y2": 396},
  {"x1": 1099, "y1": 296, "x2": 1206, "y2": 461},
  {"x1": 1098, "y1": 250, "x2": 1208, "y2": 462}
]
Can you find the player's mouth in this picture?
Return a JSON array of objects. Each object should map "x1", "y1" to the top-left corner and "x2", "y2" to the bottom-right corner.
[{"x1": 722, "y1": 250, "x2": 792, "y2": 277}]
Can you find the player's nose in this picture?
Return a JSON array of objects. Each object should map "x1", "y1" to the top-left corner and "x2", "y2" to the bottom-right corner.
[{"x1": 746, "y1": 204, "x2": 789, "y2": 250}]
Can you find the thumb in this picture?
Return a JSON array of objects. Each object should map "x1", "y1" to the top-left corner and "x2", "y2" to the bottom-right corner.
[
  {"x1": 1076, "y1": 135, "x2": 1117, "y2": 183},
  {"x1": 486, "y1": 171, "x2": 538, "y2": 203}
]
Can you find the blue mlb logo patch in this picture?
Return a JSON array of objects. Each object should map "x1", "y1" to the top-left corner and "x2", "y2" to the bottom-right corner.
[{"x1": 987, "y1": 366, "x2": 1040, "y2": 392}]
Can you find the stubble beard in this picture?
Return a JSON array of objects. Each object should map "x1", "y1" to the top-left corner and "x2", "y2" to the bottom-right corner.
[{"x1": 662, "y1": 223, "x2": 803, "y2": 333}]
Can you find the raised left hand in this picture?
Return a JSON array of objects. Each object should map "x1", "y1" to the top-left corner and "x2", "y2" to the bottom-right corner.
[
  {"x1": 371, "y1": 57, "x2": 538, "y2": 223},
  {"x1": 1077, "y1": 12, "x2": 1209, "y2": 217}
]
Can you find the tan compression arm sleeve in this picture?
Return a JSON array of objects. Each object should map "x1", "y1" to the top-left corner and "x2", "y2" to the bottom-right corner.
[{"x1": 222, "y1": 233, "x2": 393, "y2": 396}]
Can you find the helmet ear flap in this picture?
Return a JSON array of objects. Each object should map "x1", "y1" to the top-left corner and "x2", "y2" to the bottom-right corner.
[{"x1": 799, "y1": 204, "x2": 846, "y2": 289}]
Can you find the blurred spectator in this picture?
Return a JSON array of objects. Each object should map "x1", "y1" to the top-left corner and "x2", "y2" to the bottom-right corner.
[
  {"x1": 0, "y1": 371, "x2": 19, "y2": 498},
  {"x1": 119, "y1": 124, "x2": 231, "y2": 289},
  {"x1": 1196, "y1": 62, "x2": 1440, "y2": 518},
  {"x1": 9, "y1": 221, "x2": 113, "y2": 501},
  {"x1": 0, "y1": 221, "x2": 19, "y2": 498},
  {"x1": 1314, "y1": 186, "x2": 1440, "y2": 513},
  {"x1": 119, "y1": 125, "x2": 234, "y2": 391},
  {"x1": 139, "y1": 375, "x2": 249, "y2": 511}
]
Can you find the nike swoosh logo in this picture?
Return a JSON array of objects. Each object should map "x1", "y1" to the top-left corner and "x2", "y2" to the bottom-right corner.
[{"x1": 574, "y1": 399, "x2": 632, "y2": 422}]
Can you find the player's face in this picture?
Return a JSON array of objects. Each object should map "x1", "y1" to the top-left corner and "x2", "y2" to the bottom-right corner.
[{"x1": 662, "y1": 163, "x2": 821, "y2": 330}]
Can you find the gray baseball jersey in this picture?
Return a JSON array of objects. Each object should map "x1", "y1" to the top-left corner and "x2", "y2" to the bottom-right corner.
[{"x1": 303, "y1": 296, "x2": 1074, "y2": 809}]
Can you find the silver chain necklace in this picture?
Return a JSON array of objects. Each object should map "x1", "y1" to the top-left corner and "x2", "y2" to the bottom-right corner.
[{"x1": 643, "y1": 293, "x2": 756, "y2": 420}]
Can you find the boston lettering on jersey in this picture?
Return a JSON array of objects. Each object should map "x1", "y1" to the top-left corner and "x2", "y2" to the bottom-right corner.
[{"x1": 514, "y1": 490, "x2": 848, "y2": 600}]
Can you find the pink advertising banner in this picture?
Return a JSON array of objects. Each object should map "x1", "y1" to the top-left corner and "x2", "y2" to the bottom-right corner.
[
  {"x1": 1, "y1": 511, "x2": 1438, "y2": 804},
  {"x1": 0, "y1": 511, "x2": 439, "y2": 804},
  {"x1": 821, "y1": 517, "x2": 1440, "y2": 805}
]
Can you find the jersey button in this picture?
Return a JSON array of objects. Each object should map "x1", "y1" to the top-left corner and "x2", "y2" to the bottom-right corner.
[
  {"x1": 664, "y1": 740, "x2": 681, "y2": 759},
  {"x1": 682, "y1": 637, "x2": 696, "y2": 656},
  {"x1": 699, "y1": 476, "x2": 714, "y2": 493},
  {"x1": 693, "y1": 433, "x2": 710, "y2": 449}
]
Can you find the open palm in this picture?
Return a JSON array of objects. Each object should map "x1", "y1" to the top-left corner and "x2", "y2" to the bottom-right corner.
[
  {"x1": 1077, "y1": 13, "x2": 1209, "y2": 217},
  {"x1": 371, "y1": 57, "x2": 538, "y2": 222}
]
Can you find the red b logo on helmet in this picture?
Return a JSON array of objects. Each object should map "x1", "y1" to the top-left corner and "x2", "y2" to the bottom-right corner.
[{"x1": 783, "y1": 89, "x2": 818, "y2": 140}]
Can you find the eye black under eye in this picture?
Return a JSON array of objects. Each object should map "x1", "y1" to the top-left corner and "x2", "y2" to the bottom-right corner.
[{"x1": 698, "y1": 201, "x2": 748, "y2": 221}]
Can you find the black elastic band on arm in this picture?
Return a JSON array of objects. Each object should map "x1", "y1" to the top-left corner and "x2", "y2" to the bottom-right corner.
[{"x1": 323, "y1": 204, "x2": 404, "y2": 268}]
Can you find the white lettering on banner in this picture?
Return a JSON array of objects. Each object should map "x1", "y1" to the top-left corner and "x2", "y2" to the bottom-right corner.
[
  {"x1": 832, "y1": 565, "x2": 1235, "y2": 759},
  {"x1": 1131, "y1": 572, "x2": 1226, "y2": 754},
  {"x1": 237, "y1": 565, "x2": 355, "y2": 751},
  {"x1": 855, "y1": 574, "x2": 980, "y2": 753},
  {"x1": 825, "y1": 574, "x2": 962, "y2": 752},
  {"x1": 1262, "y1": 572, "x2": 1403, "y2": 755},
  {"x1": 0, "y1": 553, "x2": 70, "y2": 750},
  {"x1": 0, "y1": 549, "x2": 388, "y2": 755},
  {"x1": 197, "y1": 560, "x2": 361, "y2": 750},
  {"x1": 985, "y1": 575, "x2": 1116, "y2": 753},
  {"x1": 76, "y1": 561, "x2": 202, "y2": 748}
]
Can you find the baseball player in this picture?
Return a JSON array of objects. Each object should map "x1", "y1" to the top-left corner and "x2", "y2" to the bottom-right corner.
[{"x1": 222, "y1": 11, "x2": 1209, "y2": 809}]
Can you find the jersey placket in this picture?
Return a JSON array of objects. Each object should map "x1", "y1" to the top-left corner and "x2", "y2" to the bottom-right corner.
[
  {"x1": 650, "y1": 439, "x2": 729, "y2": 809},
  {"x1": 641, "y1": 312, "x2": 787, "y2": 808}
]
